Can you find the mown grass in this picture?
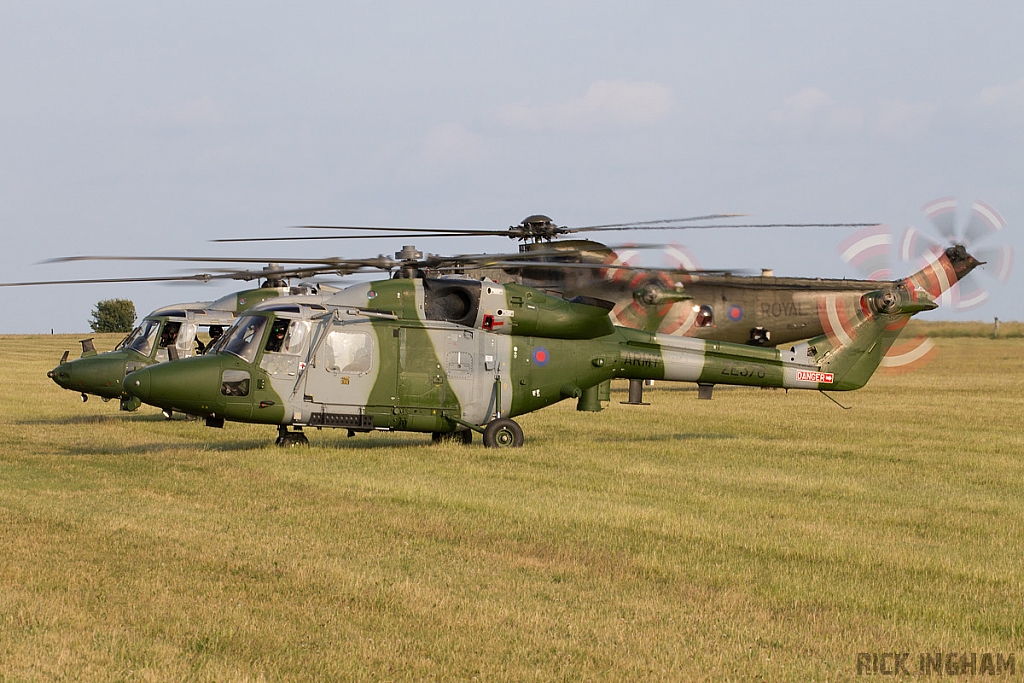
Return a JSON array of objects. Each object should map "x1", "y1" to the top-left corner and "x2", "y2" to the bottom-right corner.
[
  {"x1": 0, "y1": 330, "x2": 1022, "y2": 681},
  {"x1": 905, "y1": 318, "x2": 1024, "y2": 338}
]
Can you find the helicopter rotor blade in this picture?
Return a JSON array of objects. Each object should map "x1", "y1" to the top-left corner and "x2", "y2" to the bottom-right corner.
[
  {"x1": 963, "y1": 200, "x2": 1007, "y2": 247},
  {"x1": 211, "y1": 232, "x2": 490, "y2": 243},
  {"x1": 0, "y1": 274, "x2": 221, "y2": 287},
  {"x1": 896, "y1": 225, "x2": 945, "y2": 263},
  {"x1": 568, "y1": 214, "x2": 746, "y2": 230},
  {"x1": 922, "y1": 197, "x2": 959, "y2": 243},
  {"x1": 837, "y1": 225, "x2": 894, "y2": 280},
  {"x1": 212, "y1": 216, "x2": 881, "y2": 243},
  {"x1": 436, "y1": 260, "x2": 754, "y2": 276},
  {"x1": 565, "y1": 222, "x2": 882, "y2": 235},
  {"x1": 972, "y1": 244, "x2": 1014, "y2": 284},
  {"x1": 293, "y1": 225, "x2": 513, "y2": 236}
]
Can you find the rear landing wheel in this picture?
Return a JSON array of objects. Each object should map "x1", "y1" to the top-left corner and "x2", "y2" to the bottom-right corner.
[{"x1": 483, "y1": 418, "x2": 524, "y2": 448}]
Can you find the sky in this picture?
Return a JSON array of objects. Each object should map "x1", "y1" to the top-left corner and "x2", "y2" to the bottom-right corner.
[{"x1": 1, "y1": 1, "x2": 1022, "y2": 333}]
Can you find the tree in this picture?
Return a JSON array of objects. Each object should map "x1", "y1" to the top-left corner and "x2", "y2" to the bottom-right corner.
[{"x1": 89, "y1": 298, "x2": 137, "y2": 333}]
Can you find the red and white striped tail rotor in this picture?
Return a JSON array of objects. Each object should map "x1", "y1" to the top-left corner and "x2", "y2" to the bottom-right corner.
[
  {"x1": 598, "y1": 244, "x2": 641, "y2": 283},
  {"x1": 899, "y1": 197, "x2": 1014, "y2": 311},
  {"x1": 837, "y1": 224, "x2": 894, "y2": 279},
  {"x1": 878, "y1": 337, "x2": 937, "y2": 374}
]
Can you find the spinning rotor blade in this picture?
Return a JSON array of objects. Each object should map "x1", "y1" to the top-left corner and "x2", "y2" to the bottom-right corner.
[
  {"x1": 973, "y1": 244, "x2": 1014, "y2": 283},
  {"x1": 896, "y1": 225, "x2": 945, "y2": 263},
  {"x1": 213, "y1": 214, "x2": 881, "y2": 244},
  {"x1": 442, "y1": 260, "x2": 752, "y2": 276},
  {"x1": 560, "y1": 214, "x2": 745, "y2": 229},
  {"x1": 837, "y1": 225, "x2": 894, "y2": 280},
  {"x1": 922, "y1": 197, "x2": 959, "y2": 243},
  {"x1": 0, "y1": 274, "x2": 220, "y2": 287},
  {"x1": 560, "y1": 221, "x2": 882, "y2": 235},
  {"x1": 963, "y1": 200, "x2": 1007, "y2": 246},
  {"x1": 213, "y1": 230, "x2": 508, "y2": 243},
  {"x1": 879, "y1": 337, "x2": 937, "y2": 374}
]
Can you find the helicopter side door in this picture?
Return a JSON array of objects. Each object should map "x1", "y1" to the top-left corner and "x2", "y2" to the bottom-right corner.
[
  {"x1": 301, "y1": 320, "x2": 381, "y2": 422},
  {"x1": 396, "y1": 326, "x2": 449, "y2": 408},
  {"x1": 438, "y1": 328, "x2": 507, "y2": 425}
]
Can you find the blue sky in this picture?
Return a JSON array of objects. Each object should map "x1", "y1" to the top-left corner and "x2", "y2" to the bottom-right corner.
[{"x1": 2, "y1": 1, "x2": 1021, "y2": 332}]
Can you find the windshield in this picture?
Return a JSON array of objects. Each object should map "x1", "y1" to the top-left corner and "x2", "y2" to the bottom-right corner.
[
  {"x1": 125, "y1": 319, "x2": 161, "y2": 356},
  {"x1": 219, "y1": 315, "x2": 269, "y2": 363}
]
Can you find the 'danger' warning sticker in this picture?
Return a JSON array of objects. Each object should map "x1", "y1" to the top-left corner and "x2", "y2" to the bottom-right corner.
[{"x1": 796, "y1": 370, "x2": 834, "y2": 384}]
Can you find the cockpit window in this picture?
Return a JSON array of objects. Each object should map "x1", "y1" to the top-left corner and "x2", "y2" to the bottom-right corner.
[
  {"x1": 264, "y1": 319, "x2": 290, "y2": 353},
  {"x1": 159, "y1": 321, "x2": 182, "y2": 348},
  {"x1": 260, "y1": 319, "x2": 311, "y2": 376},
  {"x1": 203, "y1": 325, "x2": 227, "y2": 355},
  {"x1": 126, "y1": 319, "x2": 161, "y2": 356},
  {"x1": 282, "y1": 320, "x2": 310, "y2": 354},
  {"x1": 694, "y1": 305, "x2": 714, "y2": 328},
  {"x1": 219, "y1": 316, "x2": 269, "y2": 363}
]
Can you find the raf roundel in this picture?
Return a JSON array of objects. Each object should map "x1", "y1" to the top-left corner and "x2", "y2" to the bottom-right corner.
[
  {"x1": 727, "y1": 304, "x2": 743, "y2": 322},
  {"x1": 532, "y1": 346, "x2": 550, "y2": 366}
]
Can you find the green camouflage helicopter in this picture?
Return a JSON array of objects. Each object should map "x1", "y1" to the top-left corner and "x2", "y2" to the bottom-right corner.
[
  {"x1": 120, "y1": 246, "x2": 972, "y2": 448},
  {"x1": 0, "y1": 264, "x2": 338, "y2": 410}
]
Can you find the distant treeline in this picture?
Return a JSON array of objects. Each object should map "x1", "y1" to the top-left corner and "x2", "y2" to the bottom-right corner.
[{"x1": 905, "y1": 319, "x2": 1024, "y2": 338}]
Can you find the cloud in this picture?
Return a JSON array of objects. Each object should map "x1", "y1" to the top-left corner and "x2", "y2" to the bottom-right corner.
[
  {"x1": 497, "y1": 80, "x2": 673, "y2": 132},
  {"x1": 875, "y1": 98, "x2": 936, "y2": 136},
  {"x1": 770, "y1": 87, "x2": 863, "y2": 136},
  {"x1": 974, "y1": 78, "x2": 1024, "y2": 115},
  {"x1": 419, "y1": 123, "x2": 492, "y2": 168}
]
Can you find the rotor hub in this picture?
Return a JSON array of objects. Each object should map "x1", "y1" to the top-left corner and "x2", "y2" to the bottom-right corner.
[{"x1": 395, "y1": 245, "x2": 423, "y2": 261}]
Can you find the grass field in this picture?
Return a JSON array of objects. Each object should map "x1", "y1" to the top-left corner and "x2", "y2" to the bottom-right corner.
[{"x1": 0, "y1": 330, "x2": 1022, "y2": 681}]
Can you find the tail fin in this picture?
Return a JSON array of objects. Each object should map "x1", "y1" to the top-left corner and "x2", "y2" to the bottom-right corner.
[
  {"x1": 795, "y1": 282, "x2": 937, "y2": 390},
  {"x1": 905, "y1": 244, "x2": 982, "y2": 301}
]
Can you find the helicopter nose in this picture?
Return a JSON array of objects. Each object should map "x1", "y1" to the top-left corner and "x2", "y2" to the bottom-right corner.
[
  {"x1": 48, "y1": 363, "x2": 73, "y2": 390},
  {"x1": 127, "y1": 368, "x2": 152, "y2": 401}
]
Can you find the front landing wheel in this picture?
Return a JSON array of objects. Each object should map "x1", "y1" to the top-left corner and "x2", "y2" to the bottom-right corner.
[
  {"x1": 276, "y1": 427, "x2": 309, "y2": 448},
  {"x1": 482, "y1": 418, "x2": 524, "y2": 448}
]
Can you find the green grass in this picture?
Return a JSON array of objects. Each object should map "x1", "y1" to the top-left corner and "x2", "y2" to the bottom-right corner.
[
  {"x1": 905, "y1": 318, "x2": 1024, "y2": 338},
  {"x1": 1, "y1": 332, "x2": 1022, "y2": 681}
]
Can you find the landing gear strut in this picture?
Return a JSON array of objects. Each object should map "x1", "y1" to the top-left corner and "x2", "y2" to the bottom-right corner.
[
  {"x1": 483, "y1": 418, "x2": 524, "y2": 448},
  {"x1": 276, "y1": 426, "x2": 309, "y2": 447}
]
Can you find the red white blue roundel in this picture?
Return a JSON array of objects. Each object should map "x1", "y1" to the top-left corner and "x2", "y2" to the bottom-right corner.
[
  {"x1": 532, "y1": 346, "x2": 550, "y2": 366},
  {"x1": 727, "y1": 304, "x2": 743, "y2": 322}
]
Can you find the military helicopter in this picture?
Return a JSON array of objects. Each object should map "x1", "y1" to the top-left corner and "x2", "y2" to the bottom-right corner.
[
  {"x1": 215, "y1": 213, "x2": 952, "y2": 348},
  {"x1": 204, "y1": 211, "x2": 986, "y2": 400},
  {"x1": 120, "y1": 246, "x2": 975, "y2": 448},
  {"x1": 0, "y1": 264, "x2": 340, "y2": 410},
  {"x1": 40, "y1": 211, "x2": 982, "y2": 407}
]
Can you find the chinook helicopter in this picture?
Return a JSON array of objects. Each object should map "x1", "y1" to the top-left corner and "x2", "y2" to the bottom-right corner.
[
  {"x1": 216, "y1": 212, "x2": 970, "y2": 348},
  {"x1": 203, "y1": 211, "x2": 987, "y2": 399},
  {"x1": 120, "y1": 245, "x2": 978, "y2": 448}
]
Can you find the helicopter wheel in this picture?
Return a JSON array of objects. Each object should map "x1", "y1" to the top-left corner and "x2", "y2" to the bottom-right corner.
[
  {"x1": 276, "y1": 427, "x2": 309, "y2": 448},
  {"x1": 431, "y1": 430, "x2": 473, "y2": 445},
  {"x1": 483, "y1": 418, "x2": 524, "y2": 449}
]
